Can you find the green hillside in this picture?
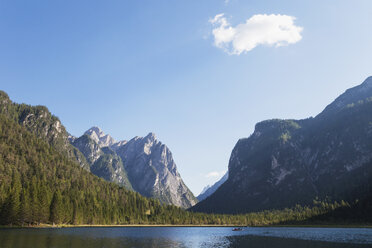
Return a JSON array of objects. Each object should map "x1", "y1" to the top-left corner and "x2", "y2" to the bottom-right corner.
[
  {"x1": 0, "y1": 91, "x2": 89, "y2": 171},
  {"x1": 0, "y1": 113, "x2": 165, "y2": 224}
]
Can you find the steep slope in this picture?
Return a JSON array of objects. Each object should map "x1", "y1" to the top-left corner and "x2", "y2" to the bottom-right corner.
[
  {"x1": 72, "y1": 135, "x2": 103, "y2": 165},
  {"x1": 84, "y1": 126, "x2": 116, "y2": 147},
  {"x1": 71, "y1": 127, "x2": 197, "y2": 208},
  {"x1": 72, "y1": 134, "x2": 132, "y2": 190},
  {"x1": 0, "y1": 91, "x2": 89, "y2": 170},
  {"x1": 192, "y1": 76, "x2": 372, "y2": 214},
  {"x1": 197, "y1": 173, "x2": 228, "y2": 201},
  {"x1": 114, "y1": 133, "x2": 197, "y2": 208}
]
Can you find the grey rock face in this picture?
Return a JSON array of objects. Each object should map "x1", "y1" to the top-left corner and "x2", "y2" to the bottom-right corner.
[
  {"x1": 72, "y1": 129, "x2": 197, "y2": 208},
  {"x1": 110, "y1": 140, "x2": 127, "y2": 151},
  {"x1": 197, "y1": 173, "x2": 228, "y2": 202},
  {"x1": 72, "y1": 135, "x2": 103, "y2": 165},
  {"x1": 72, "y1": 134, "x2": 132, "y2": 190},
  {"x1": 115, "y1": 132, "x2": 197, "y2": 208},
  {"x1": 85, "y1": 126, "x2": 116, "y2": 147},
  {"x1": 192, "y1": 76, "x2": 372, "y2": 214},
  {"x1": 91, "y1": 147, "x2": 132, "y2": 189}
]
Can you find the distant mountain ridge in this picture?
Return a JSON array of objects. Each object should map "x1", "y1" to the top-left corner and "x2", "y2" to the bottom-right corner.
[
  {"x1": 197, "y1": 173, "x2": 228, "y2": 201},
  {"x1": 192, "y1": 76, "x2": 372, "y2": 214},
  {"x1": 71, "y1": 127, "x2": 197, "y2": 208}
]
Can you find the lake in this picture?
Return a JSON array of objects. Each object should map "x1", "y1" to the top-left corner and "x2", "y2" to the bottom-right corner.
[{"x1": 0, "y1": 227, "x2": 371, "y2": 248}]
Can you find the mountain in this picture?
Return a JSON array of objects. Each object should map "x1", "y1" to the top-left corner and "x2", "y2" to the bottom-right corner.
[
  {"x1": 71, "y1": 133, "x2": 132, "y2": 190},
  {"x1": 197, "y1": 173, "x2": 228, "y2": 202},
  {"x1": 114, "y1": 133, "x2": 198, "y2": 208},
  {"x1": 71, "y1": 128, "x2": 197, "y2": 208},
  {"x1": 0, "y1": 91, "x2": 89, "y2": 170},
  {"x1": 192, "y1": 76, "x2": 372, "y2": 214},
  {"x1": 84, "y1": 126, "x2": 116, "y2": 147}
]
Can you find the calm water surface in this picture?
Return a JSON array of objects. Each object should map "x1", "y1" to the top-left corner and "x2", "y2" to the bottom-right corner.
[{"x1": 0, "y1": 227, "x2": 371, "y2": 248}]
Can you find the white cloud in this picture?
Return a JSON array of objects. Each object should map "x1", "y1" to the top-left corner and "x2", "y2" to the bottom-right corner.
[
  {"x1": 205, "y1": 170, "x2": 226, "y2": 178},
  {"x1": 210, "y1": 13, "x2": 303, "y2": 55}
]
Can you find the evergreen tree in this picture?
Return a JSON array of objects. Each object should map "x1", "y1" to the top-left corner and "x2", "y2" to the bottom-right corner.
[
  {"x1": 19, "y1": 189, "x2": 31, "y2": 224},
  {"x1": 2, "y1": 171, "x2": 22, "y2": 224},
  {"x1": 49, "y1": 190, "x2": 63, "y2": 224}
]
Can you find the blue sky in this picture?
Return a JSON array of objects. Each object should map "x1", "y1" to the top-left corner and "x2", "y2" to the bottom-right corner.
[{"x1": 1, "y1": 0, "x2": 371, "y2": 195}]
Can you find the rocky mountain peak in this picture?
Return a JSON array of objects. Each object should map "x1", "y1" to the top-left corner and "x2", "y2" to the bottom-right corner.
[
  {"x1": 144, "y1": 132, "x2": 157, "y2": 141},
  {"x1": 84, "y1": 126, "x2": 116, "y2": 147},
  {"x1": 114, "y1": 132, "x2": 197, "y2": 208},
  {"x1": 71, "y1": 128, "x2": 197, "y2": 208},
  {"x1": 86, "y1": 126, "x2": 103, "y2": 135}
]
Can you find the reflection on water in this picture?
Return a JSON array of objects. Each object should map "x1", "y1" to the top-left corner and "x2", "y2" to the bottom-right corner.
[
  {"x1": 228, "y1": 235, "x2": 369, "y2": 248},
  {"x1": 1, "y1": 234, "x2": 184, "y2": 248},
  {"x1": 0, "y1": 227, "x2": 371, "y2": 248}
]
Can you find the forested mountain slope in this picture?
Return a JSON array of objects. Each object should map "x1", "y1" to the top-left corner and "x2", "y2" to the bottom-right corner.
[
  {"x1": 0, "y1": 114, "x2": 162, "y2": 224},
  {"x1": 0, "y1": 91, "x2": 89, "y2": 170}
]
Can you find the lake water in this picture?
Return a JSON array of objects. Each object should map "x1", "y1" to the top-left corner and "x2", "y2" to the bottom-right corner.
[{"x1": 1, "y1": 227, "x2": 371, "y2": 248}]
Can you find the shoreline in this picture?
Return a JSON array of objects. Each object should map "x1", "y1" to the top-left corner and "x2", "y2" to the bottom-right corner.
[{"x1": 1, "y1": 224, "x2": 371, "y2": 229}]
